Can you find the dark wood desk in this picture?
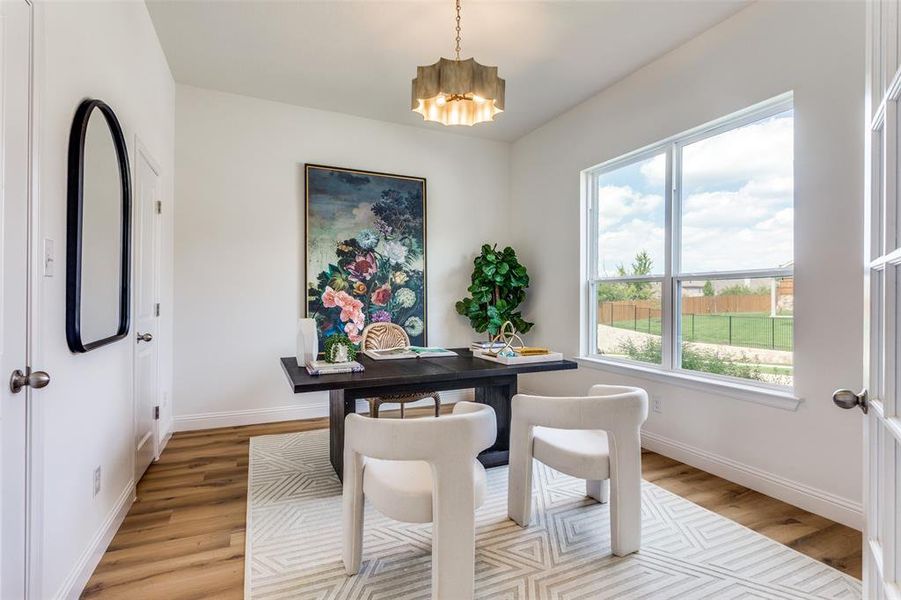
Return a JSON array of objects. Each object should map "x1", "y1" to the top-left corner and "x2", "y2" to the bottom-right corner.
[{"x1": 279, "y1": 349, "x2": 578, "y2": 480}]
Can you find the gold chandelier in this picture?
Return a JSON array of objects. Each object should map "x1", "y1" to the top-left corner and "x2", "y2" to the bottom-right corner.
[{"x1": 411, "y1": 0, "x2": 505, "y2": 126}]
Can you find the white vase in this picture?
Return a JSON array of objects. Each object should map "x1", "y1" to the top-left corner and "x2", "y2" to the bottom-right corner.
[{"x1": 296, "y1": 318, "x2": 318, "y2": 367}]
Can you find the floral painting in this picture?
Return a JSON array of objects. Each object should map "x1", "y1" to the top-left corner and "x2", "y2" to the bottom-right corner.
[{"x1": 305, "y1": 165, "x2": 426, "y2": 349}]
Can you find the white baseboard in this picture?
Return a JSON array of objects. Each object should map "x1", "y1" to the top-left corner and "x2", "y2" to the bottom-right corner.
[
  {"x1": 174, "y1": 404, "x2": 329, "y2": 431},
  {"x1": 173, "y1": 390, "x2": 473, "y2": 432},
  {"x1": 641, "y1": 430, "x2": 863, "y2": 531},
  {"x1": 55, "y1": 480, "x2": 135, "y2": 600},
  {"x1": 157, "y1": 428, "x2": 173, "y2": 458}
]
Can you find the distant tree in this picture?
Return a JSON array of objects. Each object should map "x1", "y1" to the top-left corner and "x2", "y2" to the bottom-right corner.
[
  {"x1": 597, "y1": 282, "x2": 628, "y2": 302},
  {"x1": 703, "y1": 280, "x2": 715, "y2": 297},
  {"x1": 610, "y1": 249, "x2": 654, "y2": 301},
  {"x1": 617, "y1": 249, "x2": 653, "y2": 278},
  {"x1": 718, "y1": 283, "x2": 769, "y2": 296}
]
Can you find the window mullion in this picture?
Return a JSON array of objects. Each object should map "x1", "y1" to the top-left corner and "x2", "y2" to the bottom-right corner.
[
  {"x1": 587, "y1": 280, "x2": 597, "y2": 357},
  {"x1": 586, "y1": 172, "x2": 598, "y2": 356},
  {"x1": 671, "y1": 142, "x2": 684, "y2": 372},
  {"x1": 661, "y1": 144, "x2": 676, "y2": 371}
]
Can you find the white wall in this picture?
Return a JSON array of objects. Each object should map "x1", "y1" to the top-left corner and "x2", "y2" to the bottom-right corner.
[
  {"x1": 173, "y1": 86, "x2": 510, "y2": 428},
  {"x1": 35, "y1": 2, "x2": 175, "y2": 596},
  {"x1": 510, "y1": 1, "x2": 865, "y2": 528}
]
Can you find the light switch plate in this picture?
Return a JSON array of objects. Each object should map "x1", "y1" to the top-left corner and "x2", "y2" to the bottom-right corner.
[{"x1": 43, "y1": 238, "x2": 54, "y2": 277}]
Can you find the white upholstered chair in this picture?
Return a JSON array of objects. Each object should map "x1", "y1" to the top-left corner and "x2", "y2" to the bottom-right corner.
[
  {"x1": 507, "y1": 385, "x2": 649, "y2": 556},
  {"x1": 342, "y1": 402, "x2": 496, "y2": 600}
]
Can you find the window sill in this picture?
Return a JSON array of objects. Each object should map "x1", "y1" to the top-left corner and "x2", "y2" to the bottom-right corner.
[{"x1": 574, "y1": 356, "x2": 803, "y2": 411}]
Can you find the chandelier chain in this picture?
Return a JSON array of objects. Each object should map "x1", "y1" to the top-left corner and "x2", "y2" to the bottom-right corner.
[{"x1": 454, "y1": 0, "x2": 462, "y2": 60}]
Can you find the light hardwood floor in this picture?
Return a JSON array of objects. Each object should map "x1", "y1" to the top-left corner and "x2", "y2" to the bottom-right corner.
[{"x1": 82, "y1": 410, "x2": 862, "y2": 599}]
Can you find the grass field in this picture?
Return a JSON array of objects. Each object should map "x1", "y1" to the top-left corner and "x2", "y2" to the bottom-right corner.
[{"x1": 611, "y1": 311, "x2": 793, "y2": 352}]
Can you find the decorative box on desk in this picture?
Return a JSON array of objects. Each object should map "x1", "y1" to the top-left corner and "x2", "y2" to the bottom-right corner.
[{"x1": 472, "y1": 349, "x2": 565, "y2": 365}]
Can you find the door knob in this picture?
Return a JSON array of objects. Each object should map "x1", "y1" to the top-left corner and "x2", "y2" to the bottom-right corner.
[
  {"x1": 832, "y1": 388, "x2": 868, "y2": 414},
  {"x1": 9, "y1": 369, "x2": 50, "y2": 394},
  {"x1": 137, "y1": 332, "x2": 153, "y2": 343}
]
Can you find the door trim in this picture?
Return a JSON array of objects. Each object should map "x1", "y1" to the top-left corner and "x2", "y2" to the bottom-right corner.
[
  {"x1": 132, "y1": 136, "x2": 162, "y2": 472},
  {"x1": 24, "y1": 1, "x2": 45, "y2": 596}
]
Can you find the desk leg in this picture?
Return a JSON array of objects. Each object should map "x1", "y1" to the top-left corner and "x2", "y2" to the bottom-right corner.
[
  {"x1": 475, "y1": 375, "x2": 517, "y2": 468},
  {"x1": 330, "y1": 389, "x2": 356, "y2": 482}
]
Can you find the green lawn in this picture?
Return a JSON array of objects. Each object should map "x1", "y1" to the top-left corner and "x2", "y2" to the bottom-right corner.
[{"x1": 609, "y1": 311, "x2": 793, "y2": 352}]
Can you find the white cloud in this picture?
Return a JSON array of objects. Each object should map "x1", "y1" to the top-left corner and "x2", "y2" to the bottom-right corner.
[
  {"x1": 681, "y1": 223, "x2": 792, "y2": 273},
  {"x1": 598, "y1": 218, "x2": 665, "y2": 276},
  {"x1": 599, "y1": 112, "x2": 794, "y2": 275},
  {"x1": 755, "y1": 207, "x2": 794, "y2": 232},
  {"x1": 680, "y1": 174, "x2": 793, "y2": 271},
  {"x1": 597, "y1": 185, "x2": 662, "y2": 226},
  {"x1": 682, "y1": 181, "x2": 788, "y2": 228},
  {"x1": 741, "y1": 176, "x2": 793, "y2": 198},
  {"x1": 682, "y1": 114, "x2": 793, "y2": 191},
  {"x1": 596, "y1": 185, "x2": 664, "y2": 275},
  {"x1": 639, "y1": 153, "x2": 667, "y2": 186},
  {"x1": 639, "y1": 114, "x2": 792, "y2": 191}
]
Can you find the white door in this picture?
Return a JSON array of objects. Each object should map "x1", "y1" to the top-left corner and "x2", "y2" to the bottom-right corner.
[
  {"x1": 835, "y1": 1, "x2": 901, "y2": 597},
  {"x1": 0, "y1": 1, "x2": 40, "y2": 597},
  {"x1": 133, "y1": 142, "x2": 161, "y2": 482}
]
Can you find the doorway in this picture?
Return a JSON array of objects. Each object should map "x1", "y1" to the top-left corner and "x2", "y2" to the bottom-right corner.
[{"x1": 133, "y1": 140, "x2": 161, "y2": 482}]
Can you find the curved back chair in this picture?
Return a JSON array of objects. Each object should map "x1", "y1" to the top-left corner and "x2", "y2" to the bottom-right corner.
[
  {"x1": 507, "y1": 385, "x2": 648, "y2": 556},
  {"x1": 342, "y1": 402, "x2": 497, "y2": 600},
  {"x1": 360, "y1": 323, "x2": 441, "y2": 418}
]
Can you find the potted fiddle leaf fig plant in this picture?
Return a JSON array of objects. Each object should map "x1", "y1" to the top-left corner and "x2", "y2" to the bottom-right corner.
[{"x1": 455, "y1": 244, "x2": 533, "y2": 337}]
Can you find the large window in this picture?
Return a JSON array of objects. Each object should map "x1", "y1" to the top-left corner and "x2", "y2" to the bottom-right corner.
[{"x1": 586, "y1": 95, "x2": 794, "y2": 388}]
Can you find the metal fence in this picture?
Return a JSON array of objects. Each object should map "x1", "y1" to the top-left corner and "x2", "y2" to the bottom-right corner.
[{"x1": 600, "y1": 303, "x2": 793, "y2": 352}]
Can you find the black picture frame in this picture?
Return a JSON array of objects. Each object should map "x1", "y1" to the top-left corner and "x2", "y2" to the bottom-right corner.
[
  {"x1": 66, "y1": 98, "x2": 132, "y2": 353},
  {"x1": 303, "y1": 163, "x2": 428, "y2": 348}
]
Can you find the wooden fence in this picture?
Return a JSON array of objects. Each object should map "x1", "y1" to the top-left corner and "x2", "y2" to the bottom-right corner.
[
  {"x1": 597, "y1": 294, "x2": 792, "y2": 351},
  {"x1": 597, "y1": 294, "x2": 771, "y2": 325},
  {"x1": 683, "y1": 294, "x2": 770, "y2": 315}
]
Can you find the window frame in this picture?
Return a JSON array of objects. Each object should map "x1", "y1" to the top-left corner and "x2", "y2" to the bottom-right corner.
[{"x1": 583, "y1": 93, "x2": 796, "y2": 397}]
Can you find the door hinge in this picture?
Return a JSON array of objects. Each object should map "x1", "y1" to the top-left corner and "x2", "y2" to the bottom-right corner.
[
  {"x1": 155, "y1": 303, "x2": 160, "y2": 317},
  {"x1": 153, "y1": 406, "x2": 160, "y2": 420},
  {"x1": 155, "y1": 201, "x2": 162, "y2": 214}
]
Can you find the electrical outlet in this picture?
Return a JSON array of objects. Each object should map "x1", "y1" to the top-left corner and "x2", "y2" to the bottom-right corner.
[
  {"x1": 93, "y1": 466, "x2": 101, "y2": 497},
  {"x1": 652, "y1": 396, "x2": 663, "y2": 414}
]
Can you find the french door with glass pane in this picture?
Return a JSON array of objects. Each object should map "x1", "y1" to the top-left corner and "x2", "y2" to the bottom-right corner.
[{"x1": 847, "y1": 1, "x2": 901, "y2": 596}]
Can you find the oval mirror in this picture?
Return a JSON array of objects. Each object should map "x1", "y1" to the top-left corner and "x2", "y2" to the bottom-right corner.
[{"x1": 66, "y1": 99, "x2": 131, "y2": 353}]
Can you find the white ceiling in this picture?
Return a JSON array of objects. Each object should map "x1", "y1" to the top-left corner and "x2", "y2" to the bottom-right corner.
[{"x1": 146, "y1": 1, "x2": 750, "y2": 142}]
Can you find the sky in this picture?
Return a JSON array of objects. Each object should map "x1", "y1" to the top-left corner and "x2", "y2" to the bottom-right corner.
[{"x1": 596, "y1": 110, "x2": 793, "y2": 277}]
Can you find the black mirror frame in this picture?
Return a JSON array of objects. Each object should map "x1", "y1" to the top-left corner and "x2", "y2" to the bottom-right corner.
[{"x1": 66, "y1": 98, "x2": 132, "y2": 353}]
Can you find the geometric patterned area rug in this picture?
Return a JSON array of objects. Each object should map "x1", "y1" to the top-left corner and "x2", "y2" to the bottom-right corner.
[{"x1": 246, "y1": 430, "x2": 861, "y2": 600}]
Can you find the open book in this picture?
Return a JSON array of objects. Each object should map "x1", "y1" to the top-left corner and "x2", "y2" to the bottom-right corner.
[{"x1": 363, "y1": 346, "x2": 457, "y2": 360}]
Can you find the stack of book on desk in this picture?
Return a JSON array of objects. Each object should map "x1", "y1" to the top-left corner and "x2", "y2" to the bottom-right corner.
[{"x1": 306, "y1": 360, "x2": 365, "y2": 376}]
